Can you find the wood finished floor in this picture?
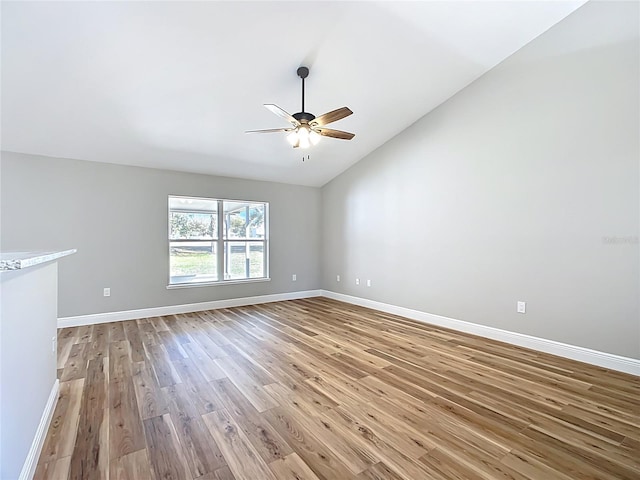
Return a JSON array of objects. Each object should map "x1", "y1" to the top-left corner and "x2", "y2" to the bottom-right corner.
[{"x1": 35, "y1": 297, "x2": 640, "y2": 480}]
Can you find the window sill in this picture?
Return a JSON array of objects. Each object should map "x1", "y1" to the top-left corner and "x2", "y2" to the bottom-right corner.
[{"x1": 166, "y1": 277, "x2": 271, "y2": 289}]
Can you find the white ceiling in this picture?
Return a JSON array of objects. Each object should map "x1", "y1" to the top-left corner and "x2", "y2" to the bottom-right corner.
[{"x1": 2, "y1": 1, "x2": 586, "y2": 187}]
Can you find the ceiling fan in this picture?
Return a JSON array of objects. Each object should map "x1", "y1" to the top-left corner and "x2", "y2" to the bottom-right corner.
[{"x1": 246, "y1": 66, "x2": 354, "y2": 149}]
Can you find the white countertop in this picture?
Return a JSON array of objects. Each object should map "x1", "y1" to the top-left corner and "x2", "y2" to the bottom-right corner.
[{"x1": 0, "y1": 249, "x2": 77, "y2": 271}]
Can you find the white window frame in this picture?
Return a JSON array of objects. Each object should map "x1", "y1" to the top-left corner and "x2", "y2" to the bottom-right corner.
[{"x1": 167, "y1": 195, "x2": 269, "y2": 288}]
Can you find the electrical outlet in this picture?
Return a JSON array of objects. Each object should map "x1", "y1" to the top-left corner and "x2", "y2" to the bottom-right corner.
[
  {"x1": 355, "y1": 278, "x2": 360, "y2": 285},
  {"x1": 336, "y1": 275, "x2": 340, "y2": 282},
  {"x1": 517, "y1": 301, "x2": 526, "y2": 314},
  {"x1": 367, "y1": 279, "x2": 371, "y2": 287},
  {"x1": 103, "y1": 287, "x2": 111, "y2": 297},
  {"x1": 292, "y1": 274, "x2": 297, "y2": 281}
]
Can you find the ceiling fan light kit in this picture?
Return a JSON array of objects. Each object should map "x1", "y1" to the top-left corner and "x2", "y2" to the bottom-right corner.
[
  {"x1": 246, "y1": 66, "x2": 354, "y2": 150},
  {"x1": 287, "y1": 125, "x2": 321, "y2": 148}
]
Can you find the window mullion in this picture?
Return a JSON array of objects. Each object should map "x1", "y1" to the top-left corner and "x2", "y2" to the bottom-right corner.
[
  {"x1": 264, "y1": 203, "x2": 268, "y2": 280},
  {"x1": 217, "y1": 199, "x2": 224, "y2": 281}
]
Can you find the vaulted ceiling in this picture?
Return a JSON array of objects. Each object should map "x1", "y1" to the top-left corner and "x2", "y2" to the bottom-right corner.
[{"x1": 1, "y1": 1, "x2": 586, "y2": 186}]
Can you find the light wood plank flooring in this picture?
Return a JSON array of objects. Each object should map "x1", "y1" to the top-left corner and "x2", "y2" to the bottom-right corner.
[{"x1": 35, "y1": 297, "x2": 640, "y2": 480}]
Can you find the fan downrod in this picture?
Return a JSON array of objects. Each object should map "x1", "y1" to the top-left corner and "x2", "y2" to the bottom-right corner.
[{"x1": 296, "y1": 66, "x2": 311, "y2": 116}]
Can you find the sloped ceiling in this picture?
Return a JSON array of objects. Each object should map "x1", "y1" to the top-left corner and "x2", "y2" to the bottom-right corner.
[{"x1": 1, "y1": 1, "x2": 586, "y2": 186}]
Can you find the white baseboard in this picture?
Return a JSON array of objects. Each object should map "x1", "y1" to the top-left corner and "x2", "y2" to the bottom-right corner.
[
  {"x1": 58, "y1": 290, "x2": 322, "y2": 328},
  {"x1": 56, "y1": 287, "x2": 639, "y2": 376},
  {"x1": 321, "y1": 290, "x2": 640, "y2": 376},
  {"x1": 19, "y1": 379, "x2": 59, "y2": 480}
]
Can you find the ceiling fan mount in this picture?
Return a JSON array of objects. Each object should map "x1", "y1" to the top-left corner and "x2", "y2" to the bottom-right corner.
[
  {"x1": 246, "y1": 66, "x2": 354, "y2": 149},
  {"x1": 296, "y1": 66, "x2": 309, "y2": 79}
]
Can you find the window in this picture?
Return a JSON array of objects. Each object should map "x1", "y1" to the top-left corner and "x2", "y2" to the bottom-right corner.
[{"x1": 169, "y1": 195, "x2": 268, "y2": 286}]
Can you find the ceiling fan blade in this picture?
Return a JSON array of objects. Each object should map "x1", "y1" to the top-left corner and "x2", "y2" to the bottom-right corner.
[
  {"x1": 315, "y1": 127, "x2": 355, "y2": 140},
  {"x1": 245, "y1": 128, "x2": 293, "y2": 134},
  {"x1": 311, "y1": 107, "x2": 353, "y2": 127},
  {"x1": 264, "y1": 104, "x2": 299, "y2": 126}
]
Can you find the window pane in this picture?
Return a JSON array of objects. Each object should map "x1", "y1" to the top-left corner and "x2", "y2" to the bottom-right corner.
[
  {"x1": 170, "y1": 242, "x2": 218, "y2": 283},
  {"x1": 170, "y1": 212, "x2": 217, "y2": 240},
  {"x1": 223, "y1": 202, "x2": 265, "y2": 239},
  {"x1": 248, "y1": 242, "x2": 265, "y2": 278},
  {"x1": 224, "y1": 241, "x2": 264, "y2": 279}
]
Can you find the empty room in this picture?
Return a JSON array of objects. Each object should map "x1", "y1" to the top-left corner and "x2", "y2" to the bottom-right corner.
[{"x1": 0, "y1": 1, "x2": 638, "y2": 479}]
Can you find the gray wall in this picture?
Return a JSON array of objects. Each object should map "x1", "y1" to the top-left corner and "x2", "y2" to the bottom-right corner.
[
  {"x1": 321, "y1": 1, "x2": 639, "y2": 359},
  {"x1": 1, "y1": 152, "x2": 321, "y2": 317}
]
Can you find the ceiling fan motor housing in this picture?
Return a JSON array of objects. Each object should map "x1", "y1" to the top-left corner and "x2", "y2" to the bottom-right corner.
[{"x1": 293, "y1": 111, "x2": 315, "y2": 123}]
